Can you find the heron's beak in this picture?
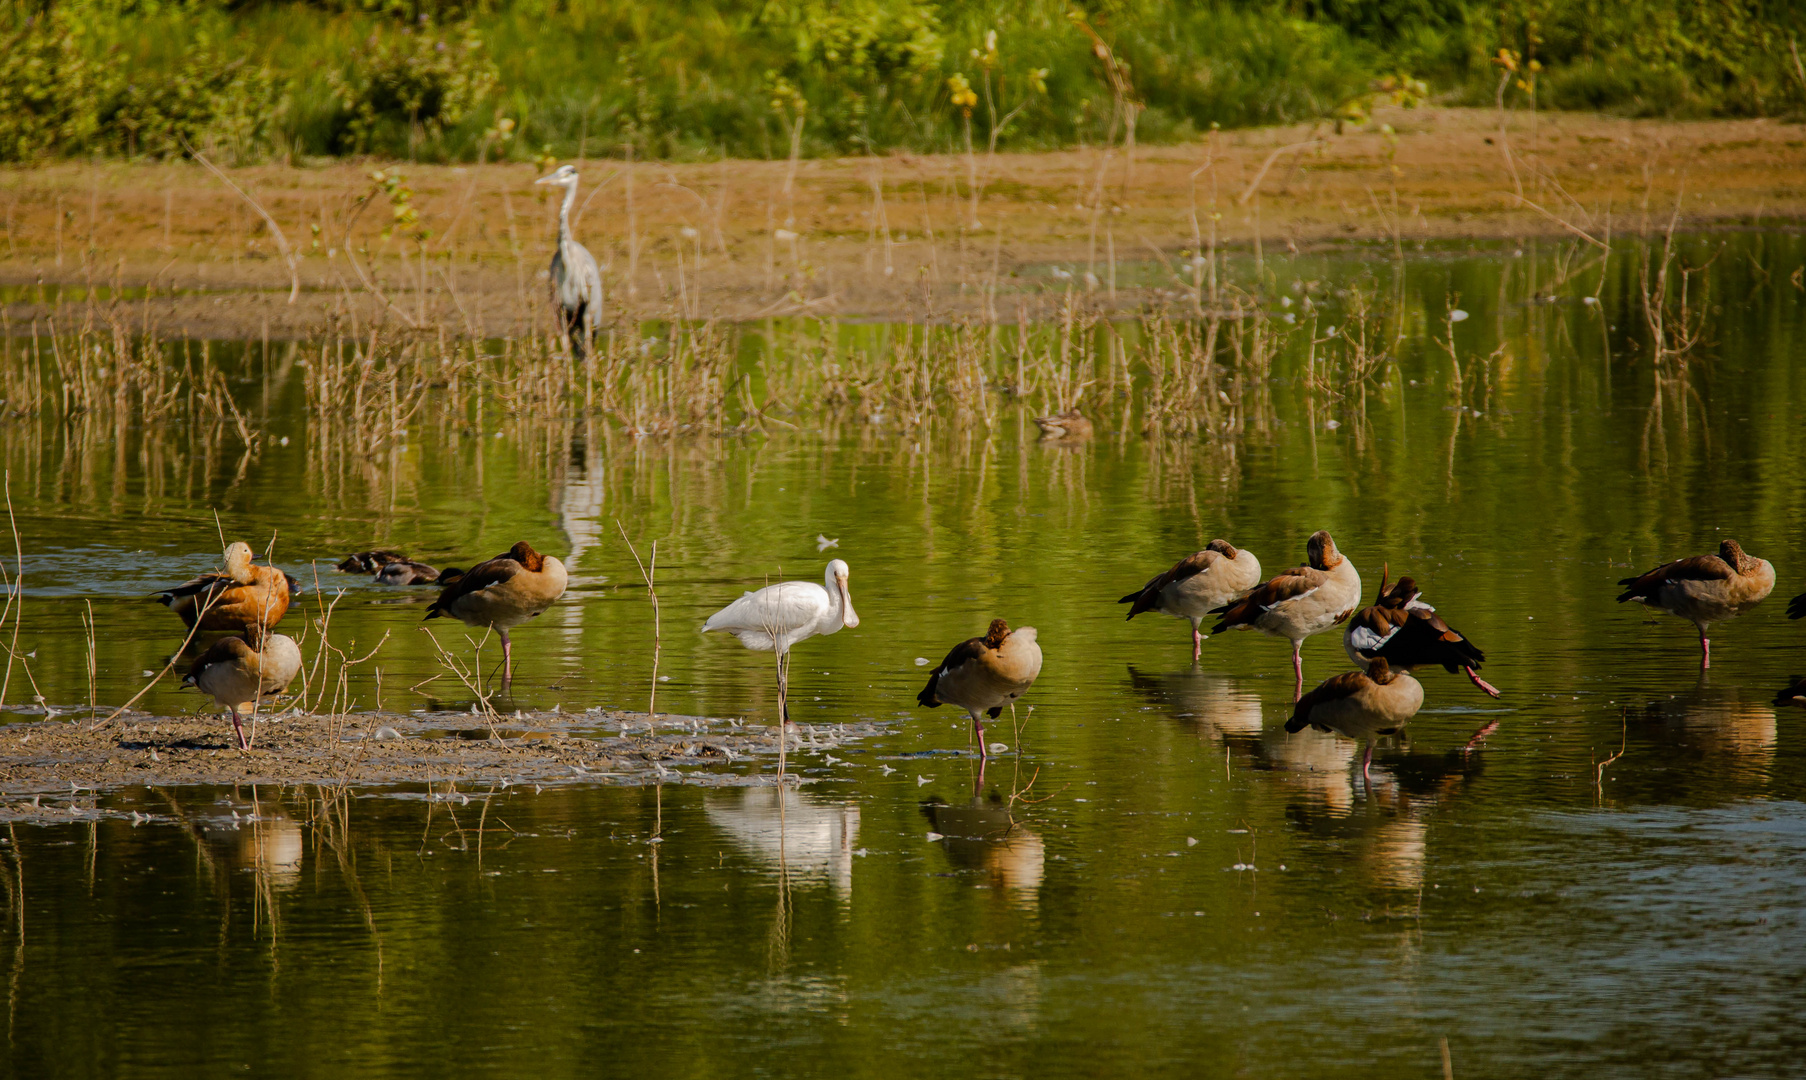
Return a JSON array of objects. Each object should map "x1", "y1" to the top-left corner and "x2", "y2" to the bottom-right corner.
[
  {"x1": 838, "y1": 575, "x2": 858, "y2": 629},
  {"x1": 534, "y1": 175, "x2": 556, "y2": 185}
]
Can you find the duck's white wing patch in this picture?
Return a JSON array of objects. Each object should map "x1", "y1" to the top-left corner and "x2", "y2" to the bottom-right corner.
[{"x1": 1347, "y1": 624, "x2": 1392, "y2": 654}]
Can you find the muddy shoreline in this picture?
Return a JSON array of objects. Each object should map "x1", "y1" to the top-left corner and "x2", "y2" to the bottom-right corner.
[
  {"x1": 3, "y1": 108, "x2": 1802, "y2": 334},
  {"x1": 0, "y1": 708, "x2": 891, "y2": 823}
]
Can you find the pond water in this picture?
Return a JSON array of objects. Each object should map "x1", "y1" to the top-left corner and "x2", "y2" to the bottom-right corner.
[{"x1": 0, "y1": 233, "x2": 1803, "y2": 1077}]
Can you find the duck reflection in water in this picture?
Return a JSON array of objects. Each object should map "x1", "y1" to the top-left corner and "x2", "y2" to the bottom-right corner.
[
  {"x1": 1629, "y1": 676, "x2": 1778, "y2": 792},
  {"x1": 1282, "y1": 741, "x2": 1490, "y2": 892},
  {"x1": 704, "y1": 788, "x2": 861, "y2": 901},
  {"x1": 921, "y1": 767, "x2": 1045, "y2": 908},
  {"x1": 205, "y1": 813, "x2": 305, "y2": 891}
]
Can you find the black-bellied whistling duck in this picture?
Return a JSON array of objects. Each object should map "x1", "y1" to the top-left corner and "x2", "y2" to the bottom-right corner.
[
  {"x1": 376, "y1": 560, "x2": 454, "y2": 586},
  {"x1": 1034, "y1": 411, "x2": 1093, "y2": 440},
  {"x1": 1775, "y1": 677, "x2": 1806, "y2": 710},
  {"x1": 156, "y1": 542, "x2": 298, "y2": 638},
  {"x1": 1286, "y1": 658, "x2": 1423, "y2": 783},
  {"x1": 917, "y1": 619, "x2": 1043, "y2": 756},
  {"x1": 1211, "y1": 530, "x2": 1363, "y2": 701},
  {"x1": 1119, "y1": 540, "x2": 1263, "y2": 662},
  {"x1": 425, "y1": 541, "x2": 568, "y2": 685},
  {"x1": 703, "y1": 560, "x2": 858, "y2": 722},
  {"x1": 338, "y1": 550, "x2": 408, "y2": 573},
  {"x1": 1787, "y1": 591, "x2": 1805, "y2": 620},
  {"x1": 183, "y1": 631, "x2": 302, "y2": 750},
  {"x1": 1344, "y1": 571, "x2": 1500, "y2": 697},
  {"x1": 1616, "y1": 539, "x2": 1774, "y2": 668}
]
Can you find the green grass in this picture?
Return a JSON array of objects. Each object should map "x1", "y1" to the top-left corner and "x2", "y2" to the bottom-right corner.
[{"x1": 2, "y1": 0, "x2": 1803, "y2": 163}]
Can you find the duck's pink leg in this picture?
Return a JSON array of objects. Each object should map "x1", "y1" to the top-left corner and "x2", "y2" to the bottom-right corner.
[
  {"x1": 229, "y1": 707, "x2": 250, "y2": 751},
  {"x1": 973, "y1": 711, "x2": 989, "y2": 756},
  {"x1": 1191, "y1": 624, "x2": 1203, "y2": 664},
  {"x1": 1699, "y1": 631, "x2": 1711, "y2": 670},
  {"x1": 1465, "y1": 666, "x2": 1502, "y2": 697},
  {"x1": 500, "y1": 629, "x2": 514, "y2": 685},
  {"x1": 1361, "y1": 742, "x2": 1374, "y2": 784},
  {"x1": 1292, "y1": 641, "x2": 1305, "y2": 702}
]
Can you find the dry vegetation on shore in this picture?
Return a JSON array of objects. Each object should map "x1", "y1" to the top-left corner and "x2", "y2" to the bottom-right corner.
[{"x1": 1, "y1": 109, "x2": 1802, "y2": 333}]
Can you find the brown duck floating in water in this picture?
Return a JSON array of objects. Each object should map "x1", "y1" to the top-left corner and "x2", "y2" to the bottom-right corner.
[
  {"x1": 1286, "y1": 658, "x2": 1424, "y2": 783},
  {"x1": 1119, "y1": 539, "x2": 1263, "y2": 662},
  {"x1": 375, "y1": 560, "x2": 458, "y2": 586},
  {"x1": 917, "y1": 618, "x2": 1043, "y2": 756},
  {"x1": 1033, "y1": 410, "x2": 1093, "y2": 440},
  {"x1": 155, "y1": 542, "x2": 299, "y2": 638},
  {"x1": 1616, "y1": 539, "x2": 1774, "y2": 668},
  {"x1": 1211, "y1": 530, "x2": 1363, "y2": 701},
  {"x1": 1344, "y1": 570, "x2": 1500, "y2": 697},
  {"x1": 337, "y1": 550, "x2": 409, "y2": 574},
  {"x1": 425, "y1": 541, "x2": 568, "y2": 685},
  {"x1": 183, "y1": 630, "x2": 302, "y2": 750}
]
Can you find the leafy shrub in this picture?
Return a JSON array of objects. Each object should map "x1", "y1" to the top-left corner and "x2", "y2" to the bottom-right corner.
[
  {"x1": 327, "y1": 21, "x2": 499, "y2": 153},
  {"x1": 101, "y1": 53, "x2": 280, "y2": 158},
  {"x1": 0, "y1": 12, "x2": 115, "y2": 161}
]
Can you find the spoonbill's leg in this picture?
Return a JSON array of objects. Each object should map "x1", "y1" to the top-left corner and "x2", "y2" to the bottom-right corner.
[
  {"x1": 1292, "y1": 641, "x2": 1305, "y2": 702},
  {"x1": 229, "y1": 707, "x2": 250, "y2": 751},
  {"x1": 1465, "y1": 667, "x2": 1502, "y2": 697}
]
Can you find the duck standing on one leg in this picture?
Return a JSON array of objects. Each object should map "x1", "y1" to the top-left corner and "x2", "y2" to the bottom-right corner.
[
  {"x1": 1118, "y1": 539, "x2": 1262, "y2": 663},
  {"x1": 425, "y1": 541, "x2": 568, "y2": 687},
  {"x1": 184, "y1": 631, "x2": 302, "y2": 750},
  {"x1": 1286, "y1": 658, "x2": 1423, "y2": 784},
  {"x1": 1616, "y1": 539, "x2": 1774, "y2": 669},
  {"x1": 917, "y1": 619, "x2": 1043, "y2": 757},
  {"x1": 1211, "y1": 530, "x2": 1362, "y2": 701}
]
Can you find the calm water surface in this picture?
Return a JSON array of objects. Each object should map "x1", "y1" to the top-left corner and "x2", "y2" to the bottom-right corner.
[{"x1": 0, "y1": 236, "x2": 1804, "y2": 1078}]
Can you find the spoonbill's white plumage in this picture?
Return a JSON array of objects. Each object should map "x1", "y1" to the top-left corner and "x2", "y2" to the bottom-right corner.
[{"x1": 703, "y1": 559, "x2": 858, "y2": 720}]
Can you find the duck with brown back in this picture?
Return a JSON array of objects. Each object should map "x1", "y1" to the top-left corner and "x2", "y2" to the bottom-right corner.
[
  {"x1": 1286, "y1": 658, "x2": 1424, "y2": 783},
  {"x1": 1344, "y1": 570, "x2": 1499, "y2": 697},
  {"x1": 1119, "y1": 539, "x2": 1263, "y2": 662},
  {"x1": 1616, "y1": 539, "x2": 1774, "y2": 668},
  {"x1": 155, "y1": 542, "x2": 298, "y2": 639},
  {"x1": 1211, "y1": 530, "x2": 1363, "y2": 701},
  {"x1": 426, "y1": 541, "x2": 568, "y2": 686},
  {"x1": 918, "y1": 619, "x2": 1044, "y2": 756}
]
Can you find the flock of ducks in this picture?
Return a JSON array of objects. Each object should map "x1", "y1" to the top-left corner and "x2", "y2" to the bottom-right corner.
[{"x1": 157, "y1": 532, "x2": 1804, "y2": 772}]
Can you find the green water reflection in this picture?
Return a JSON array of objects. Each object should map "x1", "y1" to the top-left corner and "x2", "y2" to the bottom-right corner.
[{"x1": 0, "y1": 234, "x2": 1802, "y2": 1077}]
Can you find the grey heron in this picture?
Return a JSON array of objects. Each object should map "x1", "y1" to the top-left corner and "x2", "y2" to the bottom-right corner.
[{"x1": 535, "y1": 165, "x2": 604, "y2": 358}]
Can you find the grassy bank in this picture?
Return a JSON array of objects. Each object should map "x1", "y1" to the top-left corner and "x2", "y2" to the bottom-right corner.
[{"x1": 2, "y1": 0, "x2": 1805, "y2": 164}]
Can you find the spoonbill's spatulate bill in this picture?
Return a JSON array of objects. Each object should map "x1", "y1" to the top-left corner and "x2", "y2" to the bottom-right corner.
[
  {"x1": 1119, "y1": 539, "x2": 1263, "y2": 662},
  {"x1": 1344, "y1": 571, "x2": 1500, "y2": 697},
  {"x1": 702, "y1": 559, "x2": 858, "y2": 721},
  {"x1": 1211, "y1": 530, "x2": 1363, "y2": 701},
  {"x1": 917, "y1": 618, "x2": 1043, "y2": 756},
  {"x1": 1616, "y1": 539, "x2": 1774, "y2": 668},
  {"x1": 425, "y1": 541, "x2": 568, "y2": 686}
]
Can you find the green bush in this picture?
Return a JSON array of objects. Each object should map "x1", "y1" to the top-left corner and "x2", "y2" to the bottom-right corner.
[
  {"x1": 327, "y1": 21, "x2": 499, "y2": 154},
  {"x1": 0, "y1": 12, "x2": 115, "y2": 161}
]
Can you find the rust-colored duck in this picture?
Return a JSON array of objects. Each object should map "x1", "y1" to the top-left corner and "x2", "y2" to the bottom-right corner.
[{"x1": 156, "y1": 542, "x2": 298, "y2": 638}]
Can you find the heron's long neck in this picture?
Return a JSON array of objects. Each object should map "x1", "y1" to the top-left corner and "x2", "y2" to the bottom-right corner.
[{"x1": 557, "y1": 183, "x2": 577, "y2": 246}]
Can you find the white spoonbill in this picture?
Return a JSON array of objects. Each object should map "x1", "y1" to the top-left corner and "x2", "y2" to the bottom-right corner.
[{"x1": 703, "y1": 559, "x2": 859, "y2": 723}]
